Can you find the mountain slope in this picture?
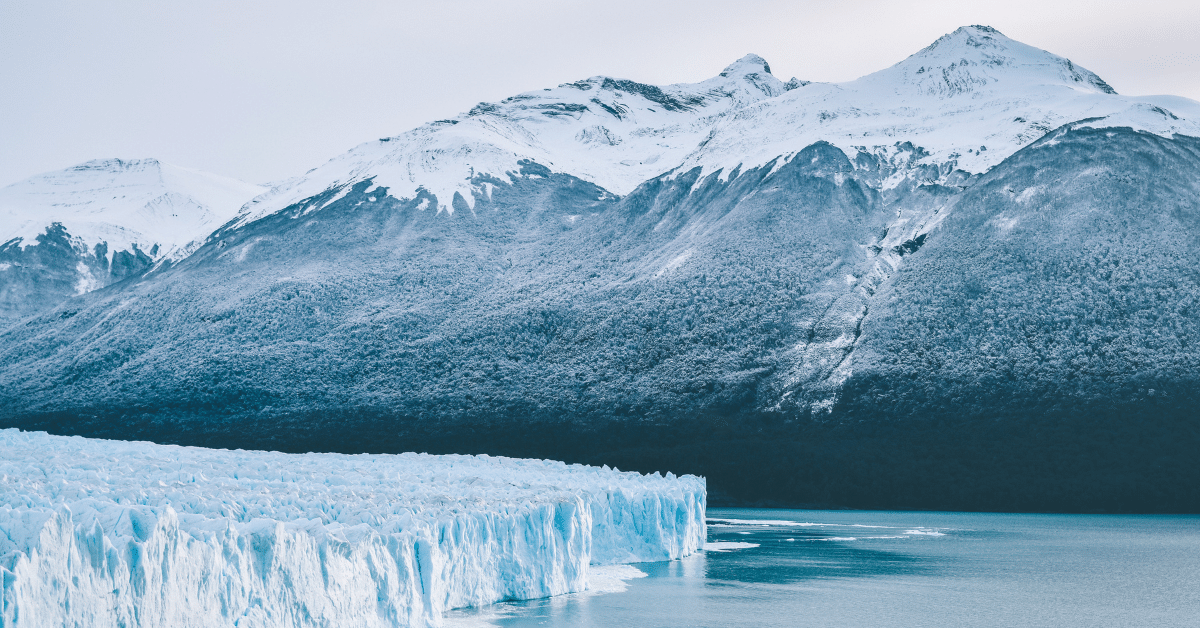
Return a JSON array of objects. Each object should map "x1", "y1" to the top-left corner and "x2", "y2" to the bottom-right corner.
[
  {"x1": 849, "y1": 124, "x2": 1200, "y2": 414},
  {"x1": 0, "y1": 158, "x2": 265, "y2": 324},
  {"x1": 2, "y1": 27, "x2": 1200, "y2": 512}
]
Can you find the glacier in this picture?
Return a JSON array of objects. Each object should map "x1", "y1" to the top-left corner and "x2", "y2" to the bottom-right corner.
[{"x1": 0, "y1": 429, "x2": 705, "y2": 627}]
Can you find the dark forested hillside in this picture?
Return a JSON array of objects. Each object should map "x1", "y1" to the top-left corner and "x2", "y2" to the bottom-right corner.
[
  {"x1": 3, "y1": 128, "x2": 1200, "y2": 513},
  {"x1": 0, "y1": 224, "x2": 153, "y2": 324}
]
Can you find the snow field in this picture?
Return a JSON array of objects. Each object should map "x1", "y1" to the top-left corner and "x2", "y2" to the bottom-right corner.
[{"x1": 0, "y1": 430, "x2": 705, "y2": 627}]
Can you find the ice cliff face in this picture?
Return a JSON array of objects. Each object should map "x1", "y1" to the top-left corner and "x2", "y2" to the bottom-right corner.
[{"x1": 0, "y1": 429, "x2": 704, "y2": 628}]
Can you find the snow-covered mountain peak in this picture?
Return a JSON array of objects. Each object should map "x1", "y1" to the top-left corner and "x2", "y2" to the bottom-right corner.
[
  {"x1": 920, "y1": 24, "x2": 1010, "y2": 54},
  {"x1": 72, "y1": 157, "x2": 162, "y2": 176},
  {"x1": 670, "y1": 25, "x2": 1196, "y2": 185},
  {"x1": 720, "y1": 54, "x2": 772, "y2": 78},
  {"x1": 0, "y1": 158, "x2": 266, "y2": 261},
  {"x1": 229, "y1": 27, "x2": 1198, "y2": 232},
  {"x1": 233, "y1": 58, "x2": 790, "y2": 226},
  {"x1": 867, "y1": 25, "x2": 1116, "y2": 98},
  {"x1": 714, "y1": 53, "x2": 786, "y2": 100}
]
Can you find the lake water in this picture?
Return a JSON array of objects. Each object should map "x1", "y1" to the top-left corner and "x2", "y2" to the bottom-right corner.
[{"x1": 446, "y1": 508, "x2": 1200, "y2": 627}]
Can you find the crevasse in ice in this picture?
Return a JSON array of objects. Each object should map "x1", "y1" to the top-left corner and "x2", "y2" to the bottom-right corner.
[{"x1": 0, "y1": 429, "x2": 705, "y2": 627}]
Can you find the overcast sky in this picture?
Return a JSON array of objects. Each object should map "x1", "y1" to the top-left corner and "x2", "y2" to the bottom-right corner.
[{"x1": 2, "y1": 0, "x2": 1198, "y2": 187}]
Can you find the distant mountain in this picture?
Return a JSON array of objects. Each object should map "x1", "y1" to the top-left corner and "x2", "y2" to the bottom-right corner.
[
  {"x1": 3, "y1": 26, "x2": 1200, "y2": 512},
  {"x1": 0, "y1": 158, "x2": 265, "y2": 323}
]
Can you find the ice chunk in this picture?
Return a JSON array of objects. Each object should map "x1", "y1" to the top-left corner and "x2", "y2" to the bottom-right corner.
[{"x1": 702, "y1": 541, "x2": 759, "y2": 552}]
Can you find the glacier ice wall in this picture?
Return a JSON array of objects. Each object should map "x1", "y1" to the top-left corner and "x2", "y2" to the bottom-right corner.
[{"x1": 0, "y1": 430, "x2": 704, "y2": 627}]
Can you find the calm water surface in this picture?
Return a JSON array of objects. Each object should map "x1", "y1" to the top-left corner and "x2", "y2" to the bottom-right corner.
[{"x1": 448, "y1": 508, "x2": 1200, "y2": 627}]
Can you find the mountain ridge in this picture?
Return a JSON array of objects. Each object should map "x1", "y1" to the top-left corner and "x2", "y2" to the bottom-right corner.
[
  {"x1": 229, "y1": 49, "x2": 788, "y2": 229},
  {"x1": 223, "y1": 25, "x2": 1200, "y2": 242}
]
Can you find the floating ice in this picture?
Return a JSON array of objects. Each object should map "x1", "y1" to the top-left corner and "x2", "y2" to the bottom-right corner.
[
  {"x1": 708, "y1": 518, "x2": 821, "y2": 527},
  {"x1": 702, "y1": 541, "x2": 759, "y2": 552},
  {"x1": 0, "y1": 430, "x2": 705, "y2": 627}
]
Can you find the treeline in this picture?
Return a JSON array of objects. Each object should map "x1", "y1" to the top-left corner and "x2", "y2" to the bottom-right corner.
[{"x1": 11, "y1": 389, "x2": 1199, "y2": 513}]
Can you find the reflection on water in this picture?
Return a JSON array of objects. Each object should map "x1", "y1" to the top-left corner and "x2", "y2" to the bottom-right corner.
[{"x1": 446, "y1": 508, "x2": 1200, "y2": 628}]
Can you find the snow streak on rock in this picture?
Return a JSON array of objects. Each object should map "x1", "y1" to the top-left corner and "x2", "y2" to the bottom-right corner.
[{"x1": 0, "y1": 430, "x2": 705, "y2": 628}]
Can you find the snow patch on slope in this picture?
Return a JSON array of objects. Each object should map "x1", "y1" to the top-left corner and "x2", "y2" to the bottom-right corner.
[
  {"x1": 0, "y1": 159, "x2": 266, "y2": 262},
  {"x1": 0, "y1": 429, "x2": 704, "y2": 628}
]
